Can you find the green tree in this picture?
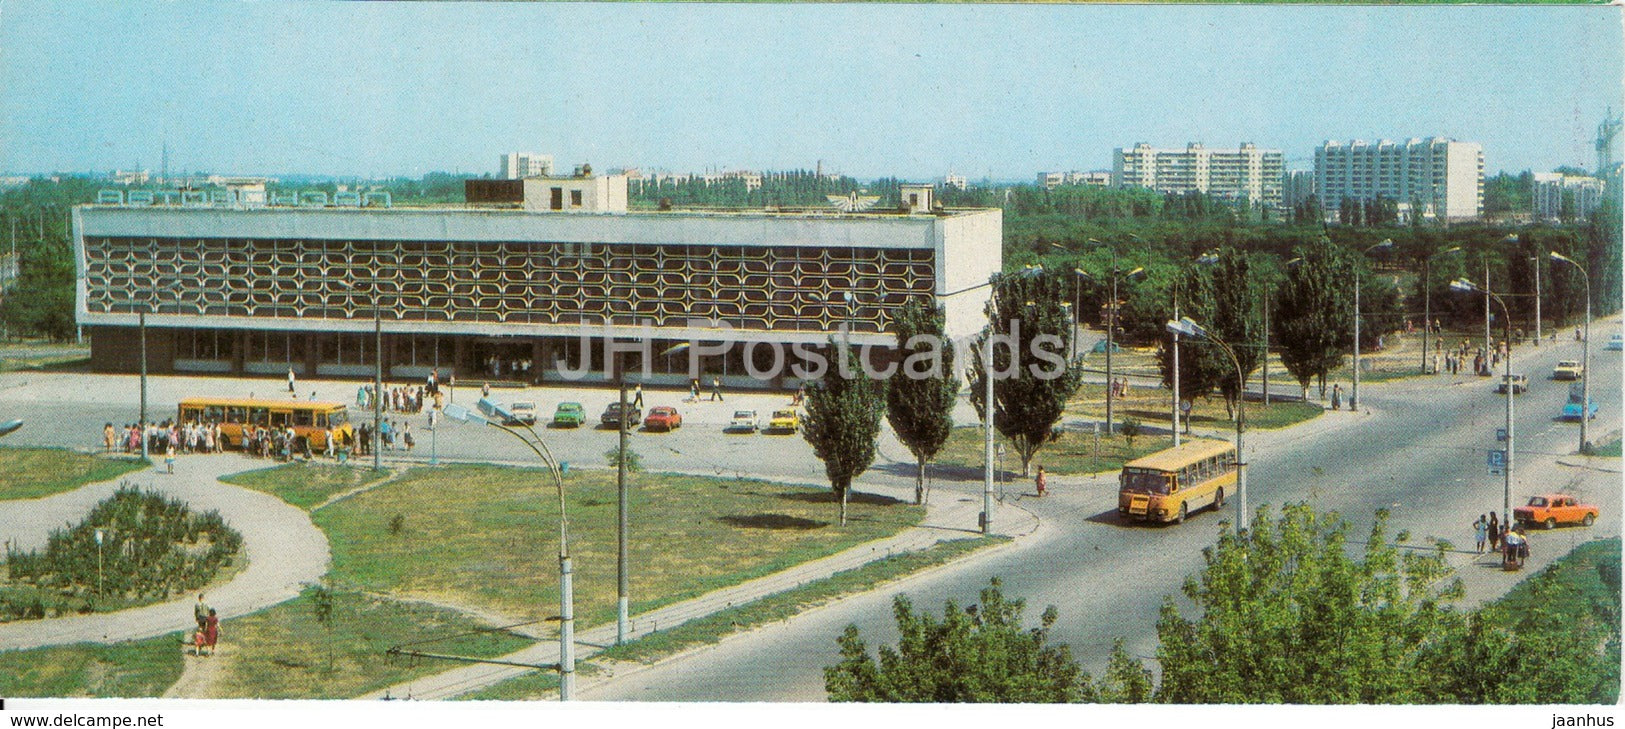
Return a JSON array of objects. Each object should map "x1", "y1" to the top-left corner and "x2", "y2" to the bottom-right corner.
[
  {"x1": 1153, "y1": 504, "x2": 1461, "y2": 703},
  {"x1": 966, "y1": 270, "x2": 1084, "y2": 476},
  {"x1": 801, "y1": 345, "x2": 886, "y2": 526},
  {"x1": 1275, "y1": 241, "x2": 1355, "y2": 398},
  {"x1": 824, "y1": 578, "x2": 1090, "y2": 703},
  {"x1": 1156, "y1": 264, "x2": 1228, "y2": 407},
  {"x1": 1206, "y1": 248, "x2": 1269, "y2": 417},
  {"x1": 885, "y1": 298, "x2": 958, "y2": 505}
]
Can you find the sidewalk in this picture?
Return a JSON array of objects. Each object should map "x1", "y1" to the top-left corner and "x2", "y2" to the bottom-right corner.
[
  {"x1": 359, "y1": 475, "x2": 1038, "y2": 700},
  {"x1": 0, "y1": 454, "x2": 330, "y2": 651}
]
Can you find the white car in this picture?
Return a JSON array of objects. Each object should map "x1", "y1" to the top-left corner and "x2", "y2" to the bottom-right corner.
[
  {"x1": 1608, "y1": 333, "x2": 1623, "y2": 352},
  {"x1": 727, "y1": 410, "x2": 759, "y2": 433},
  {"x1": 504, "y1": 401, "x2": 538, "y2": 426}
]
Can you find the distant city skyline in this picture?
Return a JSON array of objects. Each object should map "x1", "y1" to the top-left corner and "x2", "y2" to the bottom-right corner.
[{"x1": 0, "y1": 2, "x2": 1618, "y2": 181}]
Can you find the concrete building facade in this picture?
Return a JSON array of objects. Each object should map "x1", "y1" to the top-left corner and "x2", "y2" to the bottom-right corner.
[
  {"x1": 74, "y1": 175, "x2": 1001, "y2": 388},
  {"x1": 499, "y1": 152, "x2": 555, "y2": 179},
  {"x1": 1313, "y1": 138, "x2": 1484, "y2": 222},
  {"x1": 1111, "y1": 143, "x2": 1284, "y2": 210},
  {"x1": 1532, "y1": 172, "x2": 1606, "y2": 222}
]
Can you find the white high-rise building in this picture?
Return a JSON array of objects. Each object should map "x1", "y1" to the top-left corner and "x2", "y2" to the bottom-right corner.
[
  {"x1": 1532, "y1": 172, "x2": 1606, "y2": 222},
  {"x1": 1111, "y1": 143, "x2": 1285, "y2": 210},
  {"x1": 499, "y1": 152, "x2": 555, "y2": 179},
  {"x1": 1314, "y1": 138, "x2": 1483, "y2": 222}
]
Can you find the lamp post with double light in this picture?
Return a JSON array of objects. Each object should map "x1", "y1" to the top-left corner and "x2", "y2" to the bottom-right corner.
[
  {"x1": 1451, "y1": 278, "x2": 1514, "y2": 526},
  {"x1": 442, "y1": 399, "x2": 574, "y2": 700},
  {"x1": 1166, "y1": 316, "x2": 1248, "y2": 531},
  {"x1": 1548, "y1": 251, "x2": 1592, "y2": 453}
]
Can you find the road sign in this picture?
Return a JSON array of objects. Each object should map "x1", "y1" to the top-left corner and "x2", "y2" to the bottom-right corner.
[
  {"x1": 1487, "y1": 449, "x2": 1507, "y2": 474},
  {"x1": 1496, "y1": 428, "x2": 1507, "y2": 442}
]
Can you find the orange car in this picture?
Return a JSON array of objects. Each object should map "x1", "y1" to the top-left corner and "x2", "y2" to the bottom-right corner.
[{"x1": 1513, "y1": 494, "x2": 1598, "y2": 530}]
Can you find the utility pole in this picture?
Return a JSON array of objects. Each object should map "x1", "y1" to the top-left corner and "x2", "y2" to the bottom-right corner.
[
  {"x1": 1352, "y1": 274, "x2": 1361, "y2": 410},
  {"x1": 1483, "y1": 262, "x2": 1492, "y2": 375},
  {"x1": 1530, "y1": 255, "x2": 1542, "y2": 346},
  {"x1": 1171, "y1": 292, "x2": 1180, "y2": 447},
  {"x1": 1261, "y1": 285, "x2": 1271, "y2": 407},
  {"x1": 140, "y1": 309, "x2": 148, "y2": 462},
  {"x1": 616, "y1": 370, "x2": 629, "y2": 644}
]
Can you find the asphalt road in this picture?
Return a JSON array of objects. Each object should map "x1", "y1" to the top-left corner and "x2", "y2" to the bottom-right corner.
[
  {"x1": 573, "y1": 329, "x2": 1624, "y2": 702},
  {"x1": 0, "y1": 328, "x2": 1617, "y2": 701}
]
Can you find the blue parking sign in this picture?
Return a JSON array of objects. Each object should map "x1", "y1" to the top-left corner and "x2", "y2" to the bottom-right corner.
[{"x1": 1487, "y1": 449, "x2": 1507, "y2": 469}]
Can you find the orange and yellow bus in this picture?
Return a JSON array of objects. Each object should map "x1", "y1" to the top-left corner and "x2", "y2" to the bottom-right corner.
[
  {"x1": 177, "y1": 397, "x2": 355, "y2": 451},
  {"x1": 1117, "y1": 438, "x2": 1237, "y2": 524}
]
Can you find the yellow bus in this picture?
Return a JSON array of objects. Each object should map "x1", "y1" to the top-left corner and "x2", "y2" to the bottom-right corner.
[
  {"x1": 177, "y1": 397, "x2": 355, "y2": 451},
  {"x1": 1117, "y1": 438, "x2": 1237, "y2": 524}
]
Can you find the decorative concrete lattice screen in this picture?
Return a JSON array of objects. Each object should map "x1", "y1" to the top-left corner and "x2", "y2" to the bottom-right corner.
[{"x1": 82, "y1": 237, "x2": 936, "y2": 334}]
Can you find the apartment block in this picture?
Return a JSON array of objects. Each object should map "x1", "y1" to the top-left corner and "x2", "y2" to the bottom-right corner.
[
  {"x1": 1111, "y1": 143, "x2": 1284, "y2": 210},
  {"x1": 1314, "y1": 138, "x2": 1483, "y2": 222}
]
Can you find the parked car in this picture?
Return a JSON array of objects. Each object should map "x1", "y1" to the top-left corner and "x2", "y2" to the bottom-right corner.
[
  {"x1": 552, "y1": 402, "x2": 586, "y2": 428},
  {"x1": 1552, "y1": 360, "x2": 1582, "y2": 380},
  {"x1": 1562, "y1": 385, "x2": 1600, "y2": 421},
  {"x1": 1514, "y1": 494, "x2": 1598, "y2": 530},
  {"x1": 767, "y1": 409, "x2": 801, "y2": 433},
  {"x1": 504, "y1": 401, "x2": 538, "y2": 426},
  {"x1": 1090, "y1": 340, "x2": 1123, "y2": 354},
  {"x1": 1496, "y1": 373, "x2": 1528, "y2": 394},
  {"x1": 600, "y1": 402, "x2": 642, "y2": 429},
  {"x1": 643, "y1": 406, "x2": 683, "y2": 432},
  {"x1": 727, "y1": 410, "x2": 759, "y2": 433},
  {"x1": 1607, "y1": 333, "x2": 1623, "y2": 351}
]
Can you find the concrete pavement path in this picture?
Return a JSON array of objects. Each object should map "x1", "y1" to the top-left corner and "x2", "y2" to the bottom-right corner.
[{"x1": 0, "y1": 454, "x2": 330, "y2": 651}]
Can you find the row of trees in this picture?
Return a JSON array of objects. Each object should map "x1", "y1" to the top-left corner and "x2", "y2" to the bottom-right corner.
[{"x1": 826, "y1": 506, "x2": 1621, "y2": 703}]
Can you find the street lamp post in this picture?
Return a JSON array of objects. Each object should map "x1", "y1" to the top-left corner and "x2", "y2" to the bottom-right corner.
[
  {"x1": 981, "y1": 266, "x2": 1043, "y2": 534},
  {"x1": 1451, "y1": 279, "x2": 1514, "y2": 527},
  {"x1": 1171, "y1": 288, "x2": 1180, "y2": 448},
  {"x1": 1529, "y1": 255, "x2": 1542, "y2": 347},
  {"x1": 1548, "y1": 251, "x2": 1592, "y2": 453},
  {"x1": 1351, "y1": 239, "x2": 1395, "y2": 411},
  {"x1": 443, "y1": 400, "x2": 574, "y2": 700},
  {"x1": 139, "y1": 309, "x2": 148, "y2": 462},
  {"x1": 1167, "y1": 316, "x2": 1247, "y2": 531}
]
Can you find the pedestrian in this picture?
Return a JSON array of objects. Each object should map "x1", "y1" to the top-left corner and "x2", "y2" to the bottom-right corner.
[
  {"x1": 103, "y1": 423, "x2": 116, "y2": 452},
  {"x1": 193, "y1": 608, "x2": 220, "y2": 657},
  {"x1": 1330, "y1": 384, "x2": 1342, "y2": 411},
  {"x1": 165, "y1": 444, "x2": 176, "y2": 474},
  {"x1": 325, "y1": 427, "x2": 336, "y2": 459},
  {"x1": 710, "y1": 377, "x2": 724, "y2": 402},
  {"x1": 287, "y1": 366, "x2": 296, "y2": 394},
  {"x1": 689, "y1": 379, "x2": 701, "y2": 402},
  {"x1": 1431, "y1": 352, "x2": 1439, "y2": 375},
  {"x1": 402, "y1": 422, "x2": 414, "y2": 451},
  {"x1": 1035, "y1": 466, "x2": 1047, "y2": 497},
  {"x1": 194, "y1": 593, "x2": 210, "y2": 632},
  {"x1": 1575, "y1": 326, "x2": 1582, "y2": 341},
  {"x1": 1473, "y1": 514, "x2": 1488, "y2": 554},
  {"x1": 1487, "y1": 512, "x2": 1501, "y2": 551},
  {"x1": 482, "y1": 381, "x2": 491, "y2": 399},
  {"x1": 632, "y1": 383, "x2": 644, "y2": 410}
]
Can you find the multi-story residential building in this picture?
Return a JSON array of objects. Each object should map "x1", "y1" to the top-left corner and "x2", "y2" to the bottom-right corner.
[
  {"x1": 1313, "y1": 138, "x2": 1484, "y2": 222},
  {"x1": 1111, "y1": 143, "x2": 1284, "y2": 210},
  {"x1": 499, "y1": 152, "x2": 555, "y2": 179},
  {"x1": 73, "y1": 173, "x2": 1000, "y2": 388},
  {"x1": 1036, "y1": 170, "x2": 1111, "y2": 190},
  {"x1": 1532, "y1": 172, "x2": 1606, "y2": 222},
  {"x1": 942, "y1": 174, "x2": 967, "y2": 191}
]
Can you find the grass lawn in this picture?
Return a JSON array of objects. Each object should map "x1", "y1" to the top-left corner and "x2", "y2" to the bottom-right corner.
[
  {"x1": 1065, "y1": 382, "x2": 1322, "y2": 433},
  {"x1": 312, "y1": 464, "x2": 925, "y2": 628},
  {"x1": 1590, "y1": 437, "x2": 1621, "y2": 458},
  {"x1": 220, "y1": 461, "x2": 392, "y2": 511},
  {"x1": 0, "y1": 634, "x2": 183, "y2": 698},
  {"x1": 936, "y1": 424, "x2": 1168, "y2": 477},
  {"x1": 0, "y1": 447, "x2": 148, "y2": 501},
  {"x1": 461, "y1": 536, "x2": 1005, "y2": 700},
  {"x1": 212, "y1": 588, "x2": 534, "y2": 699}
]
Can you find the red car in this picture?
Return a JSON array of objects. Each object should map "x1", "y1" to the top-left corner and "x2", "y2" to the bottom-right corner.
[
  {"x1": 1514, "y1": 494, "x2": 1599, "y2": 530},
  {"x1": 643, "y1": 406, "x2": 683, "y2": 432}
]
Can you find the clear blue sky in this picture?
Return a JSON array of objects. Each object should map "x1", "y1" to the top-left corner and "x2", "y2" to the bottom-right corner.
[{"x1": 1, "y1": 2, "x2": 1619, "y2": 181}]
